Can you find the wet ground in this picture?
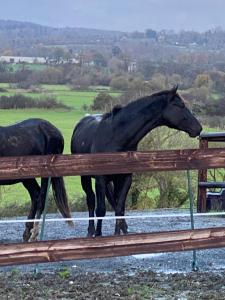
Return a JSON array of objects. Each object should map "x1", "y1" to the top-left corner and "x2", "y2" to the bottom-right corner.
[{"x1": 1, "y1": 209, "x2": 225, "y2": 299}]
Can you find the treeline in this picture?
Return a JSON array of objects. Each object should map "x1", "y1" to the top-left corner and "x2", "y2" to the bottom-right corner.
[
  {"x1": 1, "y1": 20, "x2": 225, "y2": 54},
  {"x1": 0, "y1": 94, "x2": 70, "y2": 109},
  {"x1": 0, "y1": 20, "x2": 122, "y2": 51},
  {"x1": 1, "y1": 57, "x2": 225, "y2": 120}
]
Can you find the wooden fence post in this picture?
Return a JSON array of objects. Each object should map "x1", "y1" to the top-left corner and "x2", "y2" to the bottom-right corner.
[{"x1": 197, "y1": 139, "x2": 208, "y2": 212}]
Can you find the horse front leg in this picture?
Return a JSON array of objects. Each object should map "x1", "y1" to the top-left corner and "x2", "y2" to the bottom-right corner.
[
  {"x1": 95, "y1": 176, "x2": 106, "y2": 236},
  {"x1": 81, "y1": 176, "x2": 96, "y2": 237},
  {"x1": 114, "y1": 174, "x2": 132, "y2": 235}
]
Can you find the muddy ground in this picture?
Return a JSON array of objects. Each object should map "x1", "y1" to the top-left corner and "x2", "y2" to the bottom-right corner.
[
  {"x1": 1, "y1": 270, "x2": 225, "y2": 299},
  {"x1": 1, "y1": 209, "x2": 225, "y2": 299}
]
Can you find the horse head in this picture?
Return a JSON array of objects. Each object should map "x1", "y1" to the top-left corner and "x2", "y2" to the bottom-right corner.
[{"x1": 162, "y1": 86, "x2": 202, "y2": 137}]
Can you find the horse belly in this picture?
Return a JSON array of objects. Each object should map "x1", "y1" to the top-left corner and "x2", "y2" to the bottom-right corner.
[
  {"x1": 0, "y1": 179, "x2": 21, "y2": 185},
  {"x1": 71, "y1": 124, "x2": 96, "y2": 154}
]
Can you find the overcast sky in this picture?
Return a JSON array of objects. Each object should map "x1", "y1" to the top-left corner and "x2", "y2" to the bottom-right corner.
[{"x1": 0, "y1": 0, "x2": 224, "y2": 32}]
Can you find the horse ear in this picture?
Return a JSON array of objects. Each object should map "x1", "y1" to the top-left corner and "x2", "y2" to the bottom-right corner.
[
  {"x1": 171, "y1": 85, "x2": 178, "y2": 94},
  {"x1": 168, "y1": 85, "x2": 178, "y2": 101}
]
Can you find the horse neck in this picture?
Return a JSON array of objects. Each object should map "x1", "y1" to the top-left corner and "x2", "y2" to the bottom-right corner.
[{"x1": 112, "y1": 95, "x2": 167, "y2": 150}]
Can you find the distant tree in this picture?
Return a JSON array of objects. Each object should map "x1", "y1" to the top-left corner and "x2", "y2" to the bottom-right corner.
[
  {"x1": 194, "y1": 74, "x2": 212, "y2": 89},
  {"x1": 108, "y1": 57, "x2": 125, "y2": 73},
  {"x1": 0, "y1": 62, "x2": 8, "y2": 73},
  {"x1": 130, "y1": 31, "x2": 145, "y2": 39},
  {"x1": 145, "y1": 29, "x2": 157, "y2": 39},
  {"x1": 209, "y1": 71, "x2": 225, "y2": 93},
  {"x1": 2, "y1": 48, "x2": 13, "y2": 56},
  {"x1": 91, "y1": 92, "x2": 115, "y2": 111},
  {"x1": 92, "y1": 52, "x2": 107, "y2": 67},
  {"x1": 71, "y1": 74, "x2": 92, "y2": 90},
  {"x1": 147, "y1": 73, "x2": 168, "y2": 91},
  {"x1": 63, "y1": 49, "x2": 73, "y2": 62},
  {"x1": 112, "y1": 46, "x2": 122, "y2": 57},
  {"x1": 38, "y1": 67, "x2": 64, "y2": 84},
  {"x1": 120, "y1": 52, "x2": 131, "y2": 72},
  {"x1": 110, "y1": 76, "x2": 129, "y2": 91},
  {"x1": 52, "y1": 47, "x2": 66, "y2": 63},
  {"x1": 138, "y1": 60, "x2": 157, "y2": 79}
]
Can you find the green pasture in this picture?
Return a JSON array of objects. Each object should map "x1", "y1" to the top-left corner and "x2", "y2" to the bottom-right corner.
[
  {"x1": 0, "y1": 84, "x2": 120, "y2": 214},
  {"x1": 0, "y1": 83, "x2": 222, "y2": 216}
]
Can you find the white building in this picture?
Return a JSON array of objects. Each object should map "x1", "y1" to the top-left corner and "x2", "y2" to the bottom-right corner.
[{"x1": 0, "y1": 56, "x2": 47, "y2": 64}]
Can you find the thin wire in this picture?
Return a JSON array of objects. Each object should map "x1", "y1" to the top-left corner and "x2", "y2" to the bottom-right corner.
[{"x1": 0, "y1": 212, "x2": 225, "y2": 224}]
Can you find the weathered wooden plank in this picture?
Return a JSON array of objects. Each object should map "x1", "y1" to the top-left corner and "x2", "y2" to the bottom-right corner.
[
  {"x1": 0, "y1": 227, "x2": 225, "y2": 266},
  {"x1": 197, "y1": 140, "x2": 209, "y2": 212},
  {"x1": 0, "y1": 148, "x2": 225, "y2": 180}
]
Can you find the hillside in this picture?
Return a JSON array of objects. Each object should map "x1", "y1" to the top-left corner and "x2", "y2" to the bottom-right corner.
[{"x1": 0, "y1": 20, "x2": 124, "y2": 50}]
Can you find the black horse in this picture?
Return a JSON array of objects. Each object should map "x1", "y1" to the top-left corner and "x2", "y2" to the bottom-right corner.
[
  {"x1": 71, "y1": 87, "x2": 202, "y2": 236},
  {"x1": 0, "y1": 118, "x2": 72, "y2": 242}
]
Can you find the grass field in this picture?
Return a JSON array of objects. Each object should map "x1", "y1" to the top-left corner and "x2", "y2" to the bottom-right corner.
[
  {"x1": 0, "y1": 83, "x2": 222, "y2": 216},
  {"x1": 0, "y1": 83, "x2": 120, "y2": 214}
]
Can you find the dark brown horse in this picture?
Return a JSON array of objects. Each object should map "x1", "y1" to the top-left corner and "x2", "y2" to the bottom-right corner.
[
  {"x1": 0, "y1": 118, "x2": 72, "y2": 241},
  {"x1": 71, "y1": 87, "x2": 202, "y2": 236}
]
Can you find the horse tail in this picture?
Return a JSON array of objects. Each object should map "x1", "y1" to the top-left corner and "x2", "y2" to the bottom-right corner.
[{"x1": 51, "y1": 177, "x2": 73, "y2": 227}]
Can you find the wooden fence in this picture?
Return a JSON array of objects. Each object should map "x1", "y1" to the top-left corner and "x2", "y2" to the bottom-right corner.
[
  {"x1": 198, "y1": 132, "x2": 225, "y2": 212},
  {"x1": 1, "y1": 227, "x2": 225, "y2": 266},
  {"x1": 1, "y1": 147, "x2": 225, "y2": 266}
]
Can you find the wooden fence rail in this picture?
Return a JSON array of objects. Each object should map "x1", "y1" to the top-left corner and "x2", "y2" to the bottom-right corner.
[
  {"x1": 0, "y1": 227, "x2": 225, "y2": 266},
  {"x1": 1, "y1": 147, "x2": 225, "y2": 266},
  {"x1": 1, "y1": 148, "x2": 225, "y2": 180}
]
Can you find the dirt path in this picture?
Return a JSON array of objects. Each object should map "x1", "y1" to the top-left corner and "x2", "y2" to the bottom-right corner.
[{"x1": 1, "y1": 209, "x2": 225, "y2": 299}]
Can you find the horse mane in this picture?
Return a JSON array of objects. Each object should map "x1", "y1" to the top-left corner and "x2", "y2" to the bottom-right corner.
[
  {"x1": 102, "y1": 105, "x2": 123, "y2": 120},
  {"x1": 102, "y1": 88, "x2": 180, "y2": 120},
  {"x1": 120, "y1": 89, "x2": 171, "y2": 112}
]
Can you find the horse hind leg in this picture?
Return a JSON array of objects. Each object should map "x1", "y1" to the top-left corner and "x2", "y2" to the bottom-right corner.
[
  {"x1": 29, "y1": 178, "x2": 49, "y2": 242},
  {"x1": 95, "y1": 176, "x2": 106, "y2": 237},
  {"x1": 81, "y1": 176, "x2": 96, "y2": 237},
  {"x1": 114, "y1": 175, "x2": 132, "y2": 235},
  {"x1": 22, "y1": 179, "x2": 40, "y2": 242},
  {"x1": 106, "y1": 181, "x2": 128, "y2": 234},
  {"x1": 106, "y1": 181, "x2": 116, "y2": 210}
]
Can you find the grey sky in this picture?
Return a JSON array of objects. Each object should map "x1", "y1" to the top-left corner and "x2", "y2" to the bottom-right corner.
[{"x1": 0, "y1": 0, "x2": 224, "y2": 32}]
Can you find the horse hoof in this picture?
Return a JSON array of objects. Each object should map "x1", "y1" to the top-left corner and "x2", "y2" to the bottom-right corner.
[
  {"x1": 121, "y1": 227, "x2": 128, "y2": 235},
  {"x1": 94, "y1": 231, "x2": 102, "y2": 237},
  {"x1": 23, "y1": 229, "x2": 31, "y2": 243},
  {"x1": 29, "y1": 228, "x2": 39, "y2": 242},
  {"x1": 87, "y1": 232, "x2": 95, "y2": 237},
  {"x1": 23, "y1": 236, "x2": 30, "y2": 243},
  {"x1": 87, "y1": 226, "x2": 95, "y2": 237},
  {"x1": 114, "y1": 228, "x2": 121, "y2": 235}
]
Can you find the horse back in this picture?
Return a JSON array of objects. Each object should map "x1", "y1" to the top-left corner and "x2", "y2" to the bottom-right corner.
[
  {"x1": 71, "y1": 116, "x2": 100, "y2": 154},
  {"x1": 0, "y1": 118, "x2": 64, "y2": 156}
]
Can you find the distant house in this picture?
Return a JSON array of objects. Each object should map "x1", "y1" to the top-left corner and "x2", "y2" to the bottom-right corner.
[
  {"x1": 0, "y1": 56, "x2": 47, "y2": 64},
  {"x1": 0, "y1": 56, "x2": 81, "y2": 65},
  {"x1": 69, "y1": 58, "x2": 80, "y2": 64}
]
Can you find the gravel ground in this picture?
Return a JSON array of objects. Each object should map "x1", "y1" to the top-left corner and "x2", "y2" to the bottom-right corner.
[{"x1": 1, "y1": 209, "x2": 225, "y2": 299}]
